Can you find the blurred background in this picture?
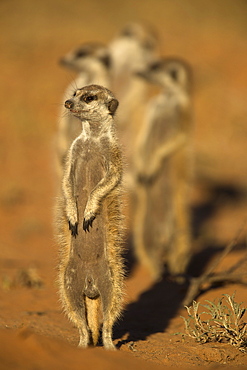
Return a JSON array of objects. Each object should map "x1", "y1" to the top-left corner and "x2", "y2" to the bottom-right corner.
[
  {"x1": 0, "y1": 0, "x2": 247, "y2": 265},
  {"x1": 0, "y1": 2, "x2": 247, "y2": 366}
]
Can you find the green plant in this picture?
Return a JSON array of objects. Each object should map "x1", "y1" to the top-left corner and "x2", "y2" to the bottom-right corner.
[{"x1": 181, "y1": 293, "x2": 247, "y2": 352}]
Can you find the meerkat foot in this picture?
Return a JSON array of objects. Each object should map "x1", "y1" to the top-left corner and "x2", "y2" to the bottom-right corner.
[
  {"x1": 78, "y1": 337, "x2": 89, "y2": 348},
  {"x1": 103, "y1": 337, "x2": 116, "y2": 350},
  {"x1": 78, "y1": 340, "x2": 88, "y2": 348},
  {"x1": 83, "y1": 216, "x2": 96, "y2": 232},
  {"x1": 78, "y1": 327, "x2": 91, "y2": 348},
  {"x1": 68, "y1": 221, "x2": 78, "y2": 237},
  {"x1": 102, "y1": 322, "x2": 116, "y2": 350}
]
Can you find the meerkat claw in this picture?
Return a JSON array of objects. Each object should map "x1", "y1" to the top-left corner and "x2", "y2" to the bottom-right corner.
[
  {"x1": 68, "y1": 221, "x2": 78, "y2": 237},
  {"x1": 83, "y1": 219, "x2": 89, "y2": 232},
  {"x1": 83, "y1": 216, "x2": 96, "y2": 232},
  {"x1": 137, "y1": 173, "x2": 153, "y2": 185}
]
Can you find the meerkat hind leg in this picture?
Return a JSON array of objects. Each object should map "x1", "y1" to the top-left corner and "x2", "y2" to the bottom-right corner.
[
  {"x1": 168, "y1": 184, "x2": 191, "y2": 276},
  {"x1": 102, "y1": 316, "x2": 116, "y2": 350},
  {"x1": 59, "y1": 269, "x2": 91, "y2": 347},
  {"x1": 101, "y1": 292, "x2": 116, "y2": 350},
  {"x1": 78, "y1": 324, "x2": 91, "y2": 348},
  {"x1": 68, "y1": 306, "x2": 91, "y2": 348}
]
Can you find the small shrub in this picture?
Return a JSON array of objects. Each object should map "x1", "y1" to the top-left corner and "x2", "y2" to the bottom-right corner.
[{"x1": 181, "y1": 293, "x2": 247, "y2": 352}]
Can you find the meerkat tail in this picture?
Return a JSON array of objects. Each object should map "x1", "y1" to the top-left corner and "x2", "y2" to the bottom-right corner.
[{"x1": 85, "y1": 296, "x2": 101, "y2": 346}]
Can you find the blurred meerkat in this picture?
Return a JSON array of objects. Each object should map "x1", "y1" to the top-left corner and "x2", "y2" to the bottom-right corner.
[
  {"x1": 109, "y1": 22, "x2": 158, "y2": 82},
  {"x1": 109, "y1": 22, "x2": 159, "y2": 130},
  {"x1": 56, "y1": 84, "x2": 124, "y2": 349},
  {"x1": 56, "y1": 42, "x2": 112, "y2": 178},
  {"x1": 134, "y1": 57, "x2": 193, "y2": 280},
  {"x1": 109, "y1": 22, "x2": 160, "y2": 224}
]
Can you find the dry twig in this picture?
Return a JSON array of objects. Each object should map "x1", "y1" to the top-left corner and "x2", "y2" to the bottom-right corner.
[
  {"x1": 183, "y1": 220, "x2": 247, "y2": 306},
  {"x1": 181, "y1": 293, "x2": 247, "y2": 352}
]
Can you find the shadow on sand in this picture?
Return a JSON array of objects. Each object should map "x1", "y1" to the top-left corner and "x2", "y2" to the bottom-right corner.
[{"x1": 115, "y1": 182, "x2": 247, "y2": 346}]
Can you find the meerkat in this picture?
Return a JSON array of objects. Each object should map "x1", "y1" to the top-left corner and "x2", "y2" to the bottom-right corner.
[
  {"x1": 108, "y1": 23, "x2": 160, "y2": 228},
  {"x1": 109, "y1": 22, "x2": 159, "y2": 129},
  {"x1": 133, "y1": 57, "x2": 193, "y2": 280},
  {"x1": 56, "y1": 84, "x2": 124, "y2": 350},
  {"x1": 56, "y1": 42, "x2": 112, "y2": 178},
  {"x1": 109, "y1": 22, "x2": 158, "y2": 82}
]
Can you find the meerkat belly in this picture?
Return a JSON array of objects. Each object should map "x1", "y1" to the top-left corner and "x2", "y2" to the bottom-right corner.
[
  {"x1": 74, "y1": 147, "x2": 107, "y2": 256},
  {"x1": 143, "y1": 112, "x2": 181, "y2": 248},
  {"x1": 67, "y1": 147, "x2": 111, "y2": 298},
  {"x1": 145, "y1": 168, "x2": 172, "y2": 245}
]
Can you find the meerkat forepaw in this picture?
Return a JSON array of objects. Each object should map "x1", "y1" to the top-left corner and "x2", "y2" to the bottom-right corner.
[
  {"x1": 83, "y1": 202, "x2": 98, "y2": 232},
  {"x1": 68, "y1": 221, "x2": 78, "y2": 237},
  {"x1": 83, "y1": 215, "x2": 96, "y2": 232},
  {"x1": 137, "y1": 172, "x2": 154, "y2": 185}
]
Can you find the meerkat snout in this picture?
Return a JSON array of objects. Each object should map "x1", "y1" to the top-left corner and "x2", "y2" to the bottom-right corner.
[
  {"x1": 65, "y1": 100, "x2": 74, "y2": 109},
  {"x1": 59, "y1": 57, "x2": 66, "y2": 66}
]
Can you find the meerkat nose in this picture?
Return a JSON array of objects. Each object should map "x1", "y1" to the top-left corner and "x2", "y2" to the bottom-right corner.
[
  {"x1": 65, "y1": 100, "x2": 74, "y2": 109},
  {"x1": 59, "y1": 58, "x2": 67, "y2": 66}
]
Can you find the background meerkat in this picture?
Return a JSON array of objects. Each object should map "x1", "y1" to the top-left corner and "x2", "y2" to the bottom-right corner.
[
  {"x1": 56, "y1": 84, "x2": 124, "y2": 350},
  {"x1": 108, "y1": 23, "x2": 160, "y2": 230},
  {"x1": 56, "y1": 42, "x2": 112, "y2": 179},
  {"x1": 109, "y1": 22, "x2": 158, "y2": 88},
  {"x1": 133, "y1": 57, "x2": 193, "y2": 280},
  {"x1": 109, "y1": 22, "x2": 159, "y2": 130}
]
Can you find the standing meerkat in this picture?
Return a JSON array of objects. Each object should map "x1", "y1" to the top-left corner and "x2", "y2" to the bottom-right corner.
[
  {"x1": 109, "y1": 23, "x2": 160, "y2": 222},
  {"x1": 109, "y1": 22, "x2": 158, "y2": 86},
  {"x1": 109, "y1": 22, "x2": 159, "y2": 129},
  {"x1": 134, "y1": 57, "x2": 193, "y2": 280},
  {"x1": 56, "y1": 84, "x2": 124, "y2": 349},
  {"x1": 56, "y1": 43, "x2": 112, "y2": 178}
]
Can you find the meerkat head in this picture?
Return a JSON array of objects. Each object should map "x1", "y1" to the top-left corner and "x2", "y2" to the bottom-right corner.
[
  {"x1": 109, "y1": 22, "x2": 159, "y2": 73},
  {"x1": 64, "y1": 84, "x2": 119, "y2": 122},
  {"x1": 59, "y1": 42, "x2": 111, "y2": 72},
  {"x1": 119, "y1": 22, "x2": 158, "y2": 52},
  {"x1": 136, "y1": 57, "x2": 192, "y2": 92}
]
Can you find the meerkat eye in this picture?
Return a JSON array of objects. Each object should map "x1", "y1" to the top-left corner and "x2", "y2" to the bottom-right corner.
[
  {"x1": 150, "y1": 62, "x2": 161, "y2": 71},
  {"x1": 75, "y1": 50, "x2": 87, "y2": 58},
  {"x1": 73, "y1": 91, "x2": 77, "y2": 97},
  {"x1": 83, "y1": 95, "x2": 97, "y2": 103},
  {"x1": 121, "y1": 28, "x2": 133, "y2": 37}
]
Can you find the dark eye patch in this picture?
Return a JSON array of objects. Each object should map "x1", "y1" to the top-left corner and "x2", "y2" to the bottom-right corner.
[
  {"x1": 81, "y1": 95, "x2": 98, "y2": 103},
  {"x1": 121, "y1": 28, "x2": 133, "y2": 37},
  {"x1": 150, "y1": 61, "x2": 162, "y2": 71},
  {"x1": 75, "y1": 49, "x2": 87, "y2": 58},
  {"x1": 73, "y1": 91, "x2": 77, "y2": 97}
]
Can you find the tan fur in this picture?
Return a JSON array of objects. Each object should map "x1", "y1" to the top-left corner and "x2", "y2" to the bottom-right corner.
[
  {"x1": 56, "y1": 85, "x2": 125, "y2": 349},
  {"x1": 133, "y1": 58, "x2": 194, "y2": 279},
  {"x1": 85, "y1": 297, "x2": 101, "y2": 345}
]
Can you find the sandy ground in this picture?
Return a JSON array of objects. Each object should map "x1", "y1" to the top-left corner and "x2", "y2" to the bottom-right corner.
[{"x1": 0, "y1": 0, "x2": 247, "y2": 368}]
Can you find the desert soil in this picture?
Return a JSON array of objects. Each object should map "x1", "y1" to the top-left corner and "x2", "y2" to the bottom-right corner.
[{"x1": 0, "y1": 0, "x2": 247, "y2": 369}]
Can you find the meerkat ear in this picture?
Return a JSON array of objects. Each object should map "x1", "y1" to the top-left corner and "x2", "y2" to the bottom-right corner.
[
  {"x1": 108, "y1": 99, "x2": 119, "y2": 116},
  {"x1": 99, "y1": 54, "x2": 111, "y2": 69}
]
